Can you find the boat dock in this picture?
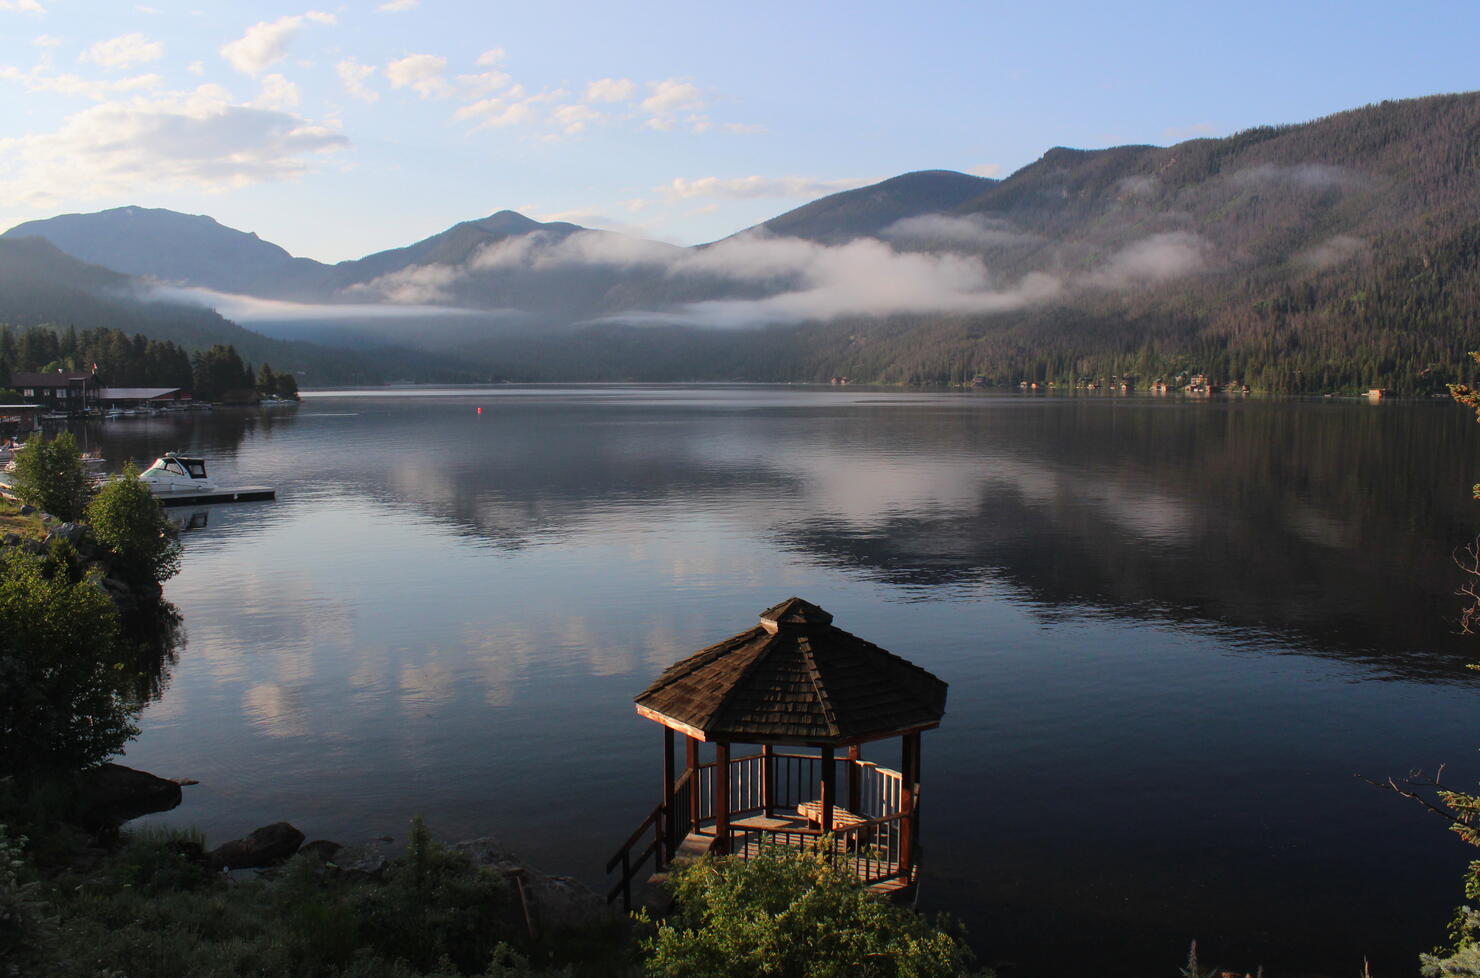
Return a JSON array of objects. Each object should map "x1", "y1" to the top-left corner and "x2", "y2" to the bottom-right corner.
[{"x1": 153, "y1": 486, "x2": 276, "y2": 506}]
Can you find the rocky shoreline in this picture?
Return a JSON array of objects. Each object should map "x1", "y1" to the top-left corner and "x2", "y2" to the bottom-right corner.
[{"x1": 0, "y1": 489, "x2": 163, "y2": 613}]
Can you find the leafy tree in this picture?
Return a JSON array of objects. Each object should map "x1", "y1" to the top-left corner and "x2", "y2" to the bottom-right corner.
[
  {"x1": 8, "y1": 431, "x2": 88, "y2": 521},
  {"x1": 0, "y1": 548, "x2": 131, "y2": 778},
  {"x1": 86, "y1": 465, "x2": 182, "y2": 586},
  {"x1": 638, "y1": 845, "x2": 980, "y2": 978}
]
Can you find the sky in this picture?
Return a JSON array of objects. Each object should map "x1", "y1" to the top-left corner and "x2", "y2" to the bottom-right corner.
[{"x1": 0, "y1": 0, "x2": 1476, "y2": 263}]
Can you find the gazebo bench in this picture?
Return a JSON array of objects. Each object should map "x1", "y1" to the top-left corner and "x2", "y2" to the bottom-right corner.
[{"x1": 796, "y1": 799, "x2": 870, "y2": 841}]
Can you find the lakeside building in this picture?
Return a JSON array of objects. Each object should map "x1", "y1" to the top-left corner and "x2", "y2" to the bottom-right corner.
[
  {"x1": 96, "y1": 387, "x2": 193, "y2": 411},
  {"x1": 9, "y1": 371, "x2": 101, "y2": 413}
]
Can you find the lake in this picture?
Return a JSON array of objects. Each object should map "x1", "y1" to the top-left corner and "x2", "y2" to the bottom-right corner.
[{"x1": 84, "y1": 386, "x2": 1480, "y2": 975}]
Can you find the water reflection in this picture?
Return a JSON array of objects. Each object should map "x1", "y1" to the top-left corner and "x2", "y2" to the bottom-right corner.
[{"x1": 87, "y1": 389, "x2": 1480, "y2": 976}]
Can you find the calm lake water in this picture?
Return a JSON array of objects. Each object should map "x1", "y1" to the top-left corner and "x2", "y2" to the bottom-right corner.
[{"x1": 81, "y1": 386, "x2": 1480, "y2": 975}]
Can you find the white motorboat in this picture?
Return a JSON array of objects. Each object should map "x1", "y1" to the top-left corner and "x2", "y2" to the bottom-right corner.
[{"x1": 139, "y1": 453, "x2": 216, "y2": 494}]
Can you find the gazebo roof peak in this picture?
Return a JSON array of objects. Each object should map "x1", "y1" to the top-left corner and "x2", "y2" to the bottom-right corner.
[
  {"x1": 634, "y1": 598, "x2": 947, "y2": 746},
  {"x1": 759, "y1": 596, "x2": 833, "y2": 632}
]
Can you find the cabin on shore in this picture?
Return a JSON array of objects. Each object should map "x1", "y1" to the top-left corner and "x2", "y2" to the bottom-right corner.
[{"x1": 606, "y1": 597, "x2": 948, "y2": 910}]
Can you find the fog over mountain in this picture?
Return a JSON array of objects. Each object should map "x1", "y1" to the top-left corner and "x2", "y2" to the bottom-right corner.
[{"x1": 3, "y1": 92, "x2": 1478, "y2": 391}]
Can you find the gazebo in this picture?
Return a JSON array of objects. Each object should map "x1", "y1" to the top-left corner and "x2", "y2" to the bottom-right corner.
[{"x1": 606, "y1": 597, "x2": 948, "y2": 908}]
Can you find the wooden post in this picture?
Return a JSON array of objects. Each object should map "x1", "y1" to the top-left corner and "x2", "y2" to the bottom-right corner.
[
  {"x1": 661, "y1": 726, "x2": 675, "y2": 868},
  {"x1": 714, "y1": 741, "x2": 731, "y2": 855},
  {"x1": 686, "y1": 736, "x2": 700, "y2": 830},
  {"x1": 820, "y1": 746, "x2": 836, "y2": 834},
  {"x1": 762, "y1": 743, "x2": 775, "y2": 817},
  {"x1": 847, "y1": 744, "x2": 861, "y2": 812},
  {"x1": 899, "y1": 731, "x2": 920, "y2": 876}
]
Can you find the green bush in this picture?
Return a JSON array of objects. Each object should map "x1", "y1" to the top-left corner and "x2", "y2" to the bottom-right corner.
[
  {"x1": 0, "y1": 548, "x2": 130, "y2": 779},
  {"x1": 638, "y1": 845, "x2": 983, "y2": 978},
  {"x1": 86, "y1": 465, "x2": 181, "y2": 585},
  {"x1": 8, "y1": 431, "x2": 88, "y2": 521}
]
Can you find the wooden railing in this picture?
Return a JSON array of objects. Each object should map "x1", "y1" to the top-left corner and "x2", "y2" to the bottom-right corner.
[
  {"x1": 606, "y1": 751, "x2": 913, "y2": 907},
  {"x1": 728, "y1": 805, "x2": 913, "y2": 885}
]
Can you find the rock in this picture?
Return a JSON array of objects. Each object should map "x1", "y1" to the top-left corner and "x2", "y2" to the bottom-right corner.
[
  {"x1": 1, "y1": 533, "x2": 18, "y2": 546},
  {"x1": 74, "y1": 763, "x2": 183, "y2": 826},
  {"x1": 44, "y1": 522, "x2": 89, "y2": 547},
  {"x1": 299, "y1": 840, "x2": 343, "y2": 861},
  {"x1": 209, "y1": 822, "x2": 305, "y2": 870},
  {"x1": 330, "y1": 841, "x2": 391, "y2": 880},
  {"x1": 454, "y1": 837, "x2": 611, "y2": 933},
  {"x1": 18, "y1": 504, "x2": 33, "y2": 515}
]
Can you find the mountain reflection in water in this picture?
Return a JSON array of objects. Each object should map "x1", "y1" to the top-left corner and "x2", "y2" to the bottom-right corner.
[{"x1": 93, "y1": 388, "x2": 1480, "y2": 976}]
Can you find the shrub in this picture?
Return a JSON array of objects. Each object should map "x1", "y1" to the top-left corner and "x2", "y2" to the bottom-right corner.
[
  {"x1": 0, "y1": 548, "x2": 130, "y2": 779},
  {"x1": 86, "y1": 465, "x2": 181, "y2": 585},
  {"x1": 8, "y1": 431, "x2": 87, "y2": 521},
  {"x1": 638, "y1": 844, "x2": 982, "y2": 978}
]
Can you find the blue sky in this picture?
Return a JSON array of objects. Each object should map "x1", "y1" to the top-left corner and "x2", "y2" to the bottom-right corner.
[{"x1": 0, "y1": 0, "x2": 1475, "y2": 262}]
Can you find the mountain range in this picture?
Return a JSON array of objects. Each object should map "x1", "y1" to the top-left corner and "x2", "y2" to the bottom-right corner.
[{"x1": 3, "y1": 91, "x2": 1478, "y2": 392}]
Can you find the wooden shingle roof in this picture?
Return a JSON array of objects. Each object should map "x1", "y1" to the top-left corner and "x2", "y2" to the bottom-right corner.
[{"x1": 634, "y1": 598, "x2": 948, "y2": 746}]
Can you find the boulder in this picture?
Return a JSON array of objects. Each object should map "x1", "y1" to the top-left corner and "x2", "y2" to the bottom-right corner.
[
  {"x1": 329, "y1": 840, "x2": 391, "y2": 880},
  {"x1": 454, "y1": 837, "x2": 611, "y2": 933},
  {"x1": 209, "y1": 822, "x2": 305, "y2": 870},
  {"x1": 44, "y1": 522, "x2": 88, "y2": 546},
  {"x1": 18, "y1": 505, "x2": 33, "y2": 515},
  {"x1": 74, "y1": 763, "x2": 183, "y2": 826},
  {"x1": 298, "y1": 839, "x2": 343, "y2": 861}
]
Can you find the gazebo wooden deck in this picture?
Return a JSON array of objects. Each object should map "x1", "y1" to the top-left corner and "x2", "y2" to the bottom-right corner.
[{"x1": 606, "y1": 598, "x2": 948, "y2": 909}]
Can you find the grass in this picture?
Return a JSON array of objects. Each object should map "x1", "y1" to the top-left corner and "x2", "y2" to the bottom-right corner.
[{"x1": 0, "y1": 492, "x2": 46, "y2": 540}]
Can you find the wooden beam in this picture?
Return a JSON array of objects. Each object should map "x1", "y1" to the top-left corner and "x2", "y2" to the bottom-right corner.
[
  {"x1": 661, "y1": 726, "x2": 675, "y2": 869},
  {"x1": 899, "y1": 731, "x2": 920, "y2": 876},
  {"x1": 686, "y1": 735, "x2": 700, "y2": 829},
  {"x1": 820, "y1": 746, "x2": 836, "y2": 834},
  {"x1": 762, "y1": 743, "x2": 775, "y2": 817},
  {"x1": 847, "y1": 744, "x2": 861, "y2": 812},
  {"x1": 714, "y1": 742, "x2": 731, "y2": 855}
]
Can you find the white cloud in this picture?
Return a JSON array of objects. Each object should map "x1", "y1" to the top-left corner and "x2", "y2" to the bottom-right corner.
[
  {"x1": 220, "y1": 11, "x2": 335, "y2": 76},
  {"x1": 0, "y1": 0, "x2": 44, "y2": 12},
  {"x1": 378, "y1": 0, "x2": 419, "y2": 9},
  {"x1": 1230, "y1": 162, "x2": 1359, "y2": 191},
  {"x1": 0, "y1": 86, "x2": 347, "y2": 207},
  {"x1": 584, "y1": 77, "x2": 635, "y2": 103},
  {"x1": 80, "y1": 32, "x2": 164, "y2": 69},
  {"x1": 1295, "y1": 234, "x2": 1366, "y2": 270},
  {"x1": 642, "y1": 78, "x2": 704, "y2": 130},
  {"x1": 659, "y1": 174, "x2": 873, "y2": 201},
  {"x1": 1082, "y1": 232, "x2": 1210, "y2": 288},
  {"x1": 549, "y1": 103, "x2": 598, "y2": 135},
  {"x1": 457, "y1": 68, "x2": 510, "y2": 97},
  {"x1": 251, "y1": 72, "x2": 300, "y2": 110},
  {"x1": 30, "y1": 34, "x2": 61, "y2": 47},
  {"x1": 385, "y1": 53, "x2": 452, "y2": 98},
  {"x1": 882, "y1": 214, "x2": 1040, "y2": 249},
  {"x1": 454, "y1": 85, "x2": 562, "y2": 130},
  {"x1": 0, "y1": 62, "x2": 163, "y2": 99},
  {"x1": 186, "y1": 60, "x2": 204, "y2": 76},
  {"x1": 336, "y1": 58, "x2": 377, "y2": 101},
  {"x1": 967, "y1": 163, "x2": 1002, "y2": 178},
  {"x1": 721, "y1": 121, "x2": 765, "y2": 134},
  {"x1": 476, "y1": 48, "x2": 504, "y2": 67}
]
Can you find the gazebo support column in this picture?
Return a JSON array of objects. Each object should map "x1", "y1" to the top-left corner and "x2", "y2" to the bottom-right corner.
[
  {"x1": 899, "y1": 731, "x2": 921, "y2": 877},
  {"x1": 686, "y1": 736, "x2": 700, "y2": 832},
  {"x1": 714, "y1": 741, "x2": 731, "y2": 855},
  {"x1": 847, "y1": 744, "x2": 861, "y2": 811},
  {"x1": 761, "y1": 744, "x2": 775, "y2": 817},
  {"x1": 661, "y1": 727, "x2": 675, "y2": 868},
  {"x1": 820, "y1": 746, "x2": 836, "y2": 834}
]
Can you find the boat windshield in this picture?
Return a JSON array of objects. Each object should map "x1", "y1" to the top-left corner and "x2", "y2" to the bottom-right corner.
[{"x1": 184, "y1": 460, "x2": 207, "y2": 479}]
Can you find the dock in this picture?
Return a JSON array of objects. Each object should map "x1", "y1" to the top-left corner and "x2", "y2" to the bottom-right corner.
[{"x1": 152, "y1": 486, "x2": 275, "y2": 507}]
